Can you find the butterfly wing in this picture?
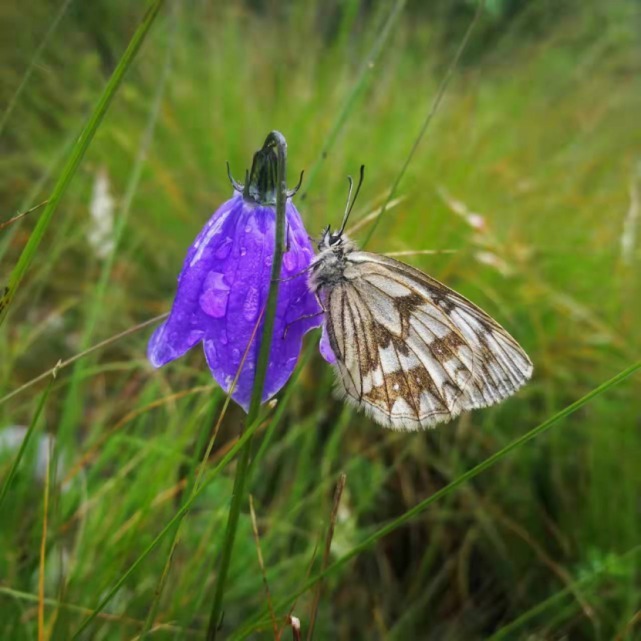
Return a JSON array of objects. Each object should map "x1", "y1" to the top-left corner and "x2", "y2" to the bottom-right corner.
[{"x1": 323, "y1": 251, "x2": 532, "y2": 429}]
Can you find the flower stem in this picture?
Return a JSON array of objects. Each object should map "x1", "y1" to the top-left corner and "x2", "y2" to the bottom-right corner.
[{"x1": 205, "y1": 131, "x2": 289, "y2": 641}]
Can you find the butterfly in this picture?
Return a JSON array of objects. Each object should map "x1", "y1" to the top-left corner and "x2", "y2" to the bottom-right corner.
[{"x1": 308, "y1": 167, "x2": 532, "y2": 430}]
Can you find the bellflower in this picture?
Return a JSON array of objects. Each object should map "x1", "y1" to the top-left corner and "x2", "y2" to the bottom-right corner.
[{"x1": 148, "y1": 146, "x2": 322, "y2": 410}]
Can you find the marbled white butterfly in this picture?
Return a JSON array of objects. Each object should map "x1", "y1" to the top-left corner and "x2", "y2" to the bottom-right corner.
[{"x1": 308, "y1": 168, "x2": 532, "y2": 430}]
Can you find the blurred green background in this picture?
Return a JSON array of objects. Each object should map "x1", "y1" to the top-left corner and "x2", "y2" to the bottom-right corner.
[{"x1": 1, "y1": 0, "x2": 640, "y2": 639}]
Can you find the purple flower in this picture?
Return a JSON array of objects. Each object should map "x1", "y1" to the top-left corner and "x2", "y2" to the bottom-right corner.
[
  {"x1": 148, "y1": 148, "x2": 321, "y2": 411},
  {"x1": 319, "y1": 324, "x2": 337, "y2": 364}
]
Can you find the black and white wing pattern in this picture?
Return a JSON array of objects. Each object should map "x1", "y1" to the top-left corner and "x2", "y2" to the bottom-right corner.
[{"x1": 323, "y1": 251, "x2": 532, "y2": 430}]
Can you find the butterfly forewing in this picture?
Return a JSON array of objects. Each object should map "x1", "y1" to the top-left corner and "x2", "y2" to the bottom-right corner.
[{"x1": 320, "y1": 249, "x2": 532, "y2": 430}]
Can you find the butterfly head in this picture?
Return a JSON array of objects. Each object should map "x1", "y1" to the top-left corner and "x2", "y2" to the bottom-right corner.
[
  {"x1": 317, "y1": 165, "x2": 365, "y2": 253},
  {"x1": 318, "y1": 225, "x2": 345, "y2": 251}
]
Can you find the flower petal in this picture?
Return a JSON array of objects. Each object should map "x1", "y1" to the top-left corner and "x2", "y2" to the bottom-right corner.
[
  {"x1": 147, "y1": 196, "x2": 240, "y2": 367},
  {"x1": 319, "y1": 322, "x2": 337, "y2": 364},
  {"x1": 203, "y1": 200, "x2": 321, "y2": 410},
  {"x1": 149, "y1": 193, "x2": 322, "y2": 412}
]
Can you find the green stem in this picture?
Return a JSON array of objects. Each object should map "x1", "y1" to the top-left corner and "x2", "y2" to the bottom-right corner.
[
  {"x1": 230, "y1": 358, "x2": 641, "y2": 640},
  {"x1": 205, "y1": 131, "x2": 289, "y2": 641},
  {"x1": 0, "y1": 0, "x2": 165, "y2": 327},
  {"x1": 0, "y1": 0, "x2": 74, "y2": 138},
  {"x1": 0, "y1": 374, "x2": 55, "y2": 513},
  {"x1": 361, "y1": 0, "x2": 484, "y2": 248}
]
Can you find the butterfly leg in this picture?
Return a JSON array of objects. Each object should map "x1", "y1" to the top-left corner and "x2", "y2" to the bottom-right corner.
[
  {"x1": 275, "y1": 264, "x2": 313, "y2": 283},
  {"x1": 285, "y1": 220, "x2": 291, "y2": 253},
  {"x1": 282, "y1": 293, "x2": 326, "y2": 339}
]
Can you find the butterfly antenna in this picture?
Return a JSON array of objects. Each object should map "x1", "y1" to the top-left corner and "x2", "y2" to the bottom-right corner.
[{"x1": 338, "y1": 164, "x2": 365, "y2": 236}]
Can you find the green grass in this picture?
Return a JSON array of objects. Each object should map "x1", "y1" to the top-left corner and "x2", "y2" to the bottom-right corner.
[{"x1": 1, "y1": 1, "x2": 641, "y2": 639}]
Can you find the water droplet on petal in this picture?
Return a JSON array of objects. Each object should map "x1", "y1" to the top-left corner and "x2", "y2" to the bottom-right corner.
[
  {"x1": 188, "y1": 330, "x2": 204, "y2": 345},
  {"x1": 219, "y1": 328, "x2": 228, "y2": 345},
  {"x1": 264, "y1": 255, "x2": 273, "y2": 267},
  {"x1": 215, "y1": 237, "x2": 233, "y2": 259},
  {"x1": 283, "y1": 251, "x2": 297, "y2": 272},
  {"x1": 240, "y1": 247, "x2": 247, "y2": 256},
  {"x1": 232, "y1": 348, "x2": 240, "y2": 363},
  {"x1": 199, "y1": 272, "x2": 230, "y2": 318},
  {"x1": 243, "y1": 286, "x2": 260, "y2": 322}
]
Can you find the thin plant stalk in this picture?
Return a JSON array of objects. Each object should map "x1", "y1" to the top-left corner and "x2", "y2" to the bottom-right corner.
[
  {"x1": 301, "y1": 0, "x2": 406, "y2": 198},
  {"x1": 230, "y1": 358, "x2": 641, "y2": 640},
  {"x1": 0, "y1": 313, "x2": 168, "y2": 406},
  {"x1": 0, "y1": 0, "x2": 164, "y2": 327},
  {"x1": 0, "y1": 200, "x2": 49, "y2": 231},
  {"x1": 362, "y1": 0, "x2": 485, "y2": 247},
  {"x1": 205, "y1": 130, "x2": 290, "y2": 641},
  {"x1": 38, "y1": 437, "x2": 52, "y2": 641},
  {"x1": 248, "y1": 495, "x2": 279, "y2": 638},
  {"x1": 307, "y1": 473, "x2": 347, "y2": 640},
  {"x1": 0, "y1": 374, "x2": 56, "y2": 512},
  {"x1": 69, "y1": 387, "x2": 265, "y2": 638},
  {"x1": 0, "y1": 0, "x2": 74, "y2": 137}
]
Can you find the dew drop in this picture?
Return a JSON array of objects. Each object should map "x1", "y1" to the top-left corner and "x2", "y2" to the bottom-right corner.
[
  {"x1": 283, "y1": 251, "x2": 297, "y2": 272},
  {"x1": 215, "y1": 237, "x2": 233, "y2": 259},
  {"x1": 199, "y1": 271, "x2": 230, "y2": 318},
  {"x1": 243, "y1": 286, "x2": 260, "y2": 322},
  {"x1": 187, "y1": 329, "x2": 204, "y2": 345},
  {"x1": 205, "y1": 340, "x2": 219, "y2": 367},
  {"x1": 240, "y1": 247, "x2": 247, "y2": 257}
]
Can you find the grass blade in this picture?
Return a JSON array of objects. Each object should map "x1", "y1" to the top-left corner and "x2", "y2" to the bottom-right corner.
[
  {"x1": 231, "y1": 359, "x2": 641, "y2": 639},
  {"x1": 0, "y1": 373, "x2": 56, "y2": 512},
  {"x1": 0, "y1": 0, "x2": 165, "y2": 327},
  {"x1": 205, "y1": 131, "x2": 291, "y2": 640},
  {"x1": 362, "y1": 0, "x2": 485, "y2": 247},
  {"x1": 69, "y1": 410, "x2": 265, "y2": 639},
  {"x1": 37, "y1": 433, "x2": 53, "y2": 641},
  {"x1": 0, "y1": 313, "x2": 168, "y2": 406},
  {"x1": 301, "y1": 0, "x2": 406, "y2": 198},
  {"x1": 488, "y1": 545, "x2": 641, "y2": 640},
  {"x1": 0, "y1": 0, "x2": 74, "y2": 138}
]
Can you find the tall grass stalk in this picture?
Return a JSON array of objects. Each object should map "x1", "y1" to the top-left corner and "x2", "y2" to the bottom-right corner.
[
  {"x1": 69, "y1": 384, "x2": 265, "y2": 638},
  {"x1": 231, "y1": 358, "x2": 641, "y2": 639},
  {"x1": 205, "y1": 131, "x2": 290, "y2": 640},
  {"x1": 0, "y1": 0, "x2": 74, "y2": 137},
  {"x1": 362, "y1": 0, "x2": 484, "y2": 247},
  {"x1": 301, "y1": 0, "x2": 406, "y2": 198},
  {"x1": 0, "y1": 313, "x2": 168, "y2": 406},
  {"x1": 0, "y1": 0, "x2": 164, "y2": 326},
  {"x1": 37, "y1": 432, "x2": 52, "y2": 641},
  {"x1": 488, "y1": 544, "x2": 641, "y2": 640},
  {"x1": 0, "y1": 375, "x2": 55, "y2": 512}
]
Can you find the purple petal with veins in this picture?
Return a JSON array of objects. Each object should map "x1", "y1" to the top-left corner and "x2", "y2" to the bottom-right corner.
[
  {"x1": 148, "y1": 193, "x2": 321, "y2": 410},
  {"x1": 319, "y1": 323, "x2": 337, "y2": 364}
]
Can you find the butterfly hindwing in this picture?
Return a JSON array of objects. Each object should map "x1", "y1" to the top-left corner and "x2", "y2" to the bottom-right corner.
[{"x1": 322, "y1": 251, "x2": 532, "y2": 430}]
